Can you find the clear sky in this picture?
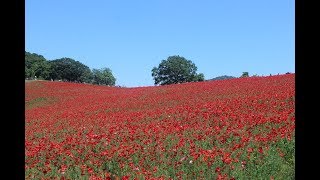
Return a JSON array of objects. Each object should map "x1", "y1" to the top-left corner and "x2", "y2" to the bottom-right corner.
[{"x1": 26, "y1": 0, "x2": 294, "y2": 87}]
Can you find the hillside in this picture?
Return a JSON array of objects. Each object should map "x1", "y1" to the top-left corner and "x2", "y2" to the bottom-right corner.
[
  {"x1": 207, "y1": 75, "x2": 236, "y2": 81},
  {"x1": 25, "y1": 74, "x2": 295, "y2": 179}
]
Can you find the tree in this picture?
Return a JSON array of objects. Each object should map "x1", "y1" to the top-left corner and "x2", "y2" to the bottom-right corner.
[
  {"x1": 25, "y1": 51, "x2": 51, "y2": 79},
  {"x1": 48, "y1": 58, "x2": 93, "y2": 83},
  {"x1": 151, "y1": 55, "x2": 204, "y2": 85},
  {"x1": 92, "y1": 68, "x2": 116, "y2": 86},
  {"x1": 195, "y1": 73, "x2": 205, "y2": 82},
  {"x1": 241, "y1": 72, "x2": 249, "y2": 77}
]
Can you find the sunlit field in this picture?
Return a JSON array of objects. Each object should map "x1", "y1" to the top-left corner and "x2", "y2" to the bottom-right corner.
[{"x1": 25, "y1": 74, "x2": 295, "y2": 179}]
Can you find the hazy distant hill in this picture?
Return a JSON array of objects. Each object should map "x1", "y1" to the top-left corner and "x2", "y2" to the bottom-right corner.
[{"x1": 207, "y1": 75, "x2": 236, "y2": 81}]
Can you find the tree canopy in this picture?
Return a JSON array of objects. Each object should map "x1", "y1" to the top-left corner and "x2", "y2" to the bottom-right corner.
[
  {"x1": 241, "y1": 72, "x2": 249, "y2": 77},
  {"x1": 25, "y1": 51, "x2": 118, "y2": 86},
  {"x1": 48, "y1": 58, "x2": 92, "y2": 83},
  {"x1": 92, "y1": 68, "x2": 116, "y2": 86},
  {"x1": 25, "y1": 51, "x2": 51, "y2": 79},
  {"x1": 151, "y1": 55, "x2": 204, "y2": 85}
]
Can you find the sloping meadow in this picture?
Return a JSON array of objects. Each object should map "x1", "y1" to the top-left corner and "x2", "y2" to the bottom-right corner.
[{"x1": 25, "y1": 74, "x2": 295, "y2": 179}]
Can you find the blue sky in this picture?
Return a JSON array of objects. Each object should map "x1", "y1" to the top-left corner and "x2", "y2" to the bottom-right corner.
[{"x1": 26, "y1": 0, "x2": 294, "y2": 87}]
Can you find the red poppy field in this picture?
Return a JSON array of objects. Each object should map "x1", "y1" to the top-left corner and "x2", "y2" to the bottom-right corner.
[{"x1": 25, "y1": 74, "x2": 295, "y2": 179}]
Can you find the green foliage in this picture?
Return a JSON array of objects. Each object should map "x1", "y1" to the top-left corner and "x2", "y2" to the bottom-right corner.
[
  {"x1": 48, "y1": 58, "x2": 93, "y2": 83},
  {"x1": 241, "y1": 72, "x2": 249, "y2": 77},
  {"x1": 92, "y1": 68, "x2": 116, "y2": 86},
  {"x1": 231, "y1": 138, "x2": 295, "y2": 179},
  {"x1": 25, "y1": 51, "x2": 118, "y2": 86},
  {"x1": 151, "y1": 55, "x2": 204, "y2": 85},
  {"x1": 195, "y1": 73, "x2": 205, "y2": 82},
  {"x1": 208, "y1": 75, "x2": 236, "y2": 81},
  {"x1": 25, "y1": 51, "x2": 51, "y2": 79}
]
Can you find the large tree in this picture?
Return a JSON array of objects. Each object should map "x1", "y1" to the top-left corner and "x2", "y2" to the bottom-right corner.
[
  {"x1": 48, "y1": 58, "x2": 92, "y2": 83},
  {"x1": 92, "y1": 68, "x2": 116, "y2": 86},
  {"x1": 151, "y1": 55, "x2": 204, "y2": 85},
  {"x1": 25, "y1": 51, "x2": 51, "y2": 79}
]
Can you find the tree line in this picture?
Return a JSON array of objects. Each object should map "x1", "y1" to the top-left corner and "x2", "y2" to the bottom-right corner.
[
  {"x1": 26, "y1": 51, "x2": 252, "y2": 86},
  {"x1": 25, "y1": 51, "x2": 116, "y2": 86}
]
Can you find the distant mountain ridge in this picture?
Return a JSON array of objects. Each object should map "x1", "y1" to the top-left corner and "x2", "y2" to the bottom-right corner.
[{"x1": 207, "y1": 75, "x2": 236, "y2": 81}]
